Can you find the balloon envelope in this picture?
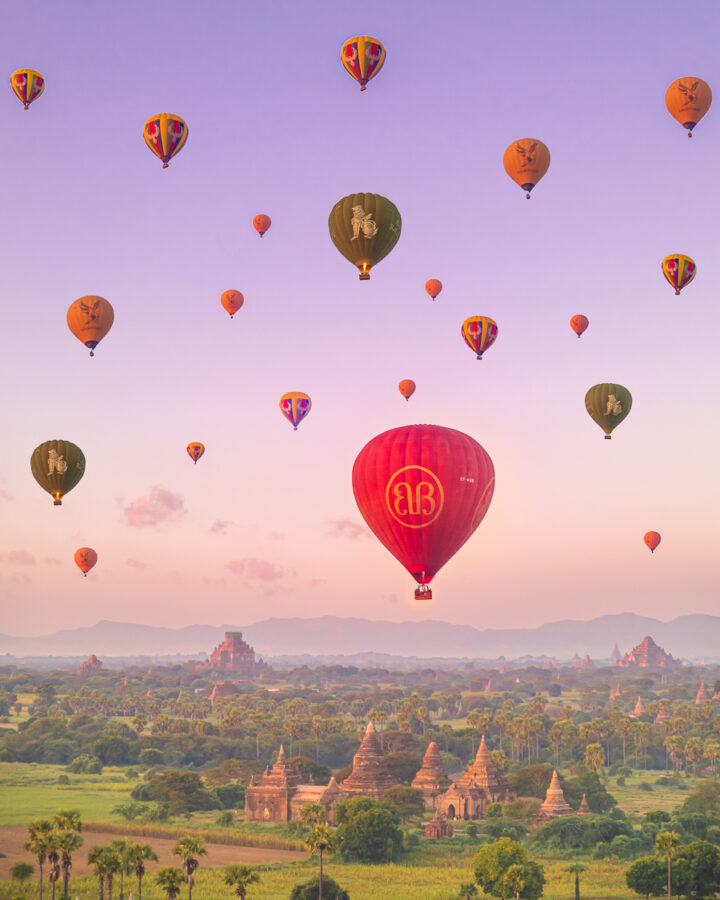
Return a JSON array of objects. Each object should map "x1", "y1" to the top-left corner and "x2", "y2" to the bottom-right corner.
[
  {"x1": 585, "y1": 384, "x2": 632, "y2": 439},
  {"x1": 425, "y1": 279, "x2": 442, "y2": 300},
  {"x1": 253, "y1": 215, "x2": 271, "y2": 237},
  {"x1": 67, "y1": 296, "x2": 114, "y2": 356},
  {"x1": 352, "y1": 424, "x2": 495, "y2": 596},
  {"x1": 10, "y1": 69, "x2": 44, "y2": 109},
  {"x1": 665, "y1": 77, "x2": 712, "y2": 135},
  {"x1": 503, "y1": 139, "x2": 550, "y2": 197},
  {"x1": 280, "y1": 392, "x2": 311, "y2": 430},
  {"x1": 644, "y1": 531, "x2": 661, "y2": 553},
  {"x1": 221, "y1": 290, "x2": 244, "y2": 318},
  {"x1": 329, "y1": 193, "x2": 401, "y2": 279},
  {"x1": 31, "y1": 440, "x2": 86, "y2": 505},
  {"x1": 398, "y1": 379, "x2": 416, "y2": 400},
  {"x1": 661, "y1": 255, "x2": 696, "y2": 295},
  {"x1": 340, "y1": 36, "x2": 386, "y2": 91},
  {"x1": 570, "y1": 314, "x2": 589, "y2": 337},
  {"x1": 74, "y1": 547, "x2": 97, "y2": 576},
  {"x1": 187, "y1": 442, "x2": 205, "y2": 464},
  {"x1": 143, "y1": 114, "x2": 188, "y2": 167},
  {"x1": 461, "y1": 316, "x2": 498, "y2": 360}
]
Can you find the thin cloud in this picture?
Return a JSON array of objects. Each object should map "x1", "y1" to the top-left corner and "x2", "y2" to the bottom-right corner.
[
  {"x1": 43, "y1": 557, "x2": 61, "y2": 568},
  {"x1": 209, "y1": 519, "x2": 233, "y2": 535},
  {"x1": 126, "y1": 558, "x2": 148, "y2": 569},
  {"x1": 327, "y1": 518, "x2": 371, "y2": 540},
  {"x1": 226, "y1": 557, "x2": 289, "y2": 582},
  {"x1": 124, "y1": 487, "x2": 185, "y2": 528},
  {"x1": 0, "y1": 551, "x2": 36, "y2": 566},
  {"x1": 0, "y1": 489, "x2": 13, "y2": 502}
]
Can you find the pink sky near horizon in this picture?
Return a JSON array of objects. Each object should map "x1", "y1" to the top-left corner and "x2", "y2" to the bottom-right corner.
[{"x1": 1, "y1": 1, "x2": 719, "y2": 636}]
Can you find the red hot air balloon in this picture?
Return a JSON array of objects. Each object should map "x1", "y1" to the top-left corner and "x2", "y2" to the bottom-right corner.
[
  {"x1": 352, "y1": 425, "x2": 495, "y2": 600},
  {"x1": 570, "y1": 315, "x2": 589, "y2": 338},
  {"x1": 253, "y1": 214, "x2": 271, "y2": 237},
  {"x1": 644, "y1": 531, "x2": 661, "y2": 553},
  {"x1": 425, "y1": 279, "x2": 442, "y2": 300},
  {"x1": 74, "y1": 547, "x2": 97, "y2": 576}
]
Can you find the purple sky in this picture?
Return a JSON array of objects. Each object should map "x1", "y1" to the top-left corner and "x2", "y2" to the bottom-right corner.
[{"x1": 1, "y1": 1, "x2": 718, "y2": 635}]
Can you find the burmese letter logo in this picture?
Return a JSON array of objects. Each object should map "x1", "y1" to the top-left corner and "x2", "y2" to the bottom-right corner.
[{"x1": 385, "y1": 465, "x2": 444, "y2": 528}]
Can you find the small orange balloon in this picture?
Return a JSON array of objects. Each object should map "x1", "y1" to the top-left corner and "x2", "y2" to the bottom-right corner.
[
  {"x1": 398, "y1": 379, "x2": 416, "y2": 401},
  {"x1": 74, "y1": 547, "x2": 97, "y2": 576},
  {"x1": 221, "y1": 290, "x2": 244, "y2": 318},
  {"x1": 425, "y1": 279, "x2": 442, "y2": 300},
  {"x1": 570, "y1": 315, "x2": 589, "y2": 338},
  {"x1": 644, "y1": 531, "x2": 661, "y2": 553},
  {"x1": 253, "y1": 214, "x2": 271, "y2": 237}
]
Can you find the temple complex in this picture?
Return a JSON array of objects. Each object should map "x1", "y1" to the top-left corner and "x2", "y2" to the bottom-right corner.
[
  {"x1": 411, "y1": 741, "x2": 450, "y2": 809},
  {"x1": 341, "y1": 721, "x2": 396, "y2": 800},
  {"x1": 534, "y1": 770, "x2": 575, "y2": 824},
  {"x1": 616, "y1": 636, "x2": 679, "y2": 668},
  {"x1": 201, "y1": 632, "x2": 266, "y2": 673},
  {"x1": 76, "y1": 654, "x2": 103, "y2": 675},
  {"x1": 435, "y1": 736, "x2": 515, "y2": 821}
]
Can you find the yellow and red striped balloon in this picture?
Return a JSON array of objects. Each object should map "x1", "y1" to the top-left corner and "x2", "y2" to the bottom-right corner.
[
  {"x1": 187, "y1": 442, "x2": 205, "y2": 464},
  {"x1": 661, "y1": 254, "x2": 696, "y2": 295},
  {"x1": 11, "y1": 69, "x2": 44, "y2": 109},
  {"x1": 280, "y1": 393, "x2": 311, "y2": 431},
  {"x1": 340, "y1": 36, "x2": 386, "y2": 91},
  {"x1": 461, "y1": 316, "x2": 498, "y2": 360},
  {"x1": 143, "y1": 114, "x2": 188, "y2": 168}
]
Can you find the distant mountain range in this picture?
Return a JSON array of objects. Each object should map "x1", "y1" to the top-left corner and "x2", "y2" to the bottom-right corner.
[{"x1": 0, "y1": 613, "x2": 718, "y2": 662}]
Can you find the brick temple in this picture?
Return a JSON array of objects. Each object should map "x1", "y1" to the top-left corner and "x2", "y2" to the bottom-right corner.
[
  {"x1": 435, "y1": 736, "x2": 515, "y2": 821},
  {"x1": 201, "y1": 632, "x2": 266, "y2": 673},
  {"x1": 616, "y1": 636, "x2": 679, "y2": 668},
  {"x1": 76, "y1": 654, "x2": 103, "y2": 675},
  {"x1": 411, "y1": 741, "x2": 450, "y2": 809}
]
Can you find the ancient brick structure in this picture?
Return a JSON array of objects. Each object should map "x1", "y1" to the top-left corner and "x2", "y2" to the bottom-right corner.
[
  {"x1": 436, "y1": 736, "x2": 515, "y2": 821},
  {"x1": 616, "y1": 635, "x2": 679, "y2": 668},
  {"x1": 695, "y1": 682, "x2": 709, "y2": 704},
  {"x1": 411, "y1": 741, "x2": 450, "y2": 809},
  {"x1": 341, "y1": 721, "x2": 396, "y2": 800},
  {"x1": 76, "y1": 654, "x2": 103, "y2": 675},
  {"x1": 424, "y1": 808, "x2": 453, "y2": 839},
  {"x1": 534, "y1": 770, "x2": 575, "y2": 824},
  {"x1": 610, "y1": 643, "x2": 622, "y2": 664},
  {"x1": 609, "y1": 683, "x2": 622, "y2": 701},
  {"x1": 209, "y1": 681, "x2": 239, "y2": 706},
  {"x1": 201, "y1": 632, "x2": 266, "y2": 673},
  {"x1": 577, "y1": 793, "x2": 591, "y2": 815},
  {"x1": 580, "y1": 654, "x2": 594, "y2": 669},
  {"x1": 631, "y1": 696, "x2": 645, "y2": 718}
]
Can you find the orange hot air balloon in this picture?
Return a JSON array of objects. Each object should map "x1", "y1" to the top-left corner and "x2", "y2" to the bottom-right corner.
[
  {"x1": 644, "y1": 531, "x2": 661, "y2": 553},
  {"x1": 253, "y1": 214, "x2": 271, "y2": 237},
  {"x1": 425, "y1": 279, "x2": 442, "y2": 301},
  {"x1": 187, "y1": 443, "x2": 205, "y2": 464},
  {"x1": 221, "y1": 290, "x2": 244, "y2": 318},
  {"x1": 570, "y1": 315, "x2": 589, "y2": 338},
  {"x1": 74, "y1": 547, "x2": 97, "y2": 577},
  {"x1": 665, "y1": 78, "x2": 712, "y2": 137},
  {"x1": 67, "y1": 296, "x2": 114, "y2": 357},
  {"x1": 398, "y1": 379, "x2": 416, "y2": 401},
  {"x1": 503, "y1": 139, "x2": 550, "y2": 198}
]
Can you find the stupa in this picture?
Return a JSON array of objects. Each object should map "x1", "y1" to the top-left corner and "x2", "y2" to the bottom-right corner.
[
  {"x1": 412, "y1": 741, "x2": 451, "y2": 808},
  {"x1": 695, "y1": 682, "x2": 709, "y2": 704},
  {"x1": 577, "y1": 793, "x2": 591, "y2": 815},
  {"x1": 341, "y1": 721, "x2": 396, "y2": 800},
  {"x1": 631, "y1": 696, "x2": 645, "y2": 718},
  {"x1": 535, "y1": 770, "x2": 575, "y2": 822},
  {"x1": 436, "y1": 736, "x2": 515, "y2": 820},
  {"x1": 609, "y1": 683, "x2": 622, "y2": 701}
]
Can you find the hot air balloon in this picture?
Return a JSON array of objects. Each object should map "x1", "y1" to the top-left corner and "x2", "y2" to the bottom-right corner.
[
  {"x1": 10, "y1": 69, "x2": 44, "y2": 109},
  {"x1": 665, "y1": 77, "x2": 712, "y2": 137},
  {"x1": 31, "y1": 440, "x2": 85, "y2": 506},
  {"x1": 280, "y1": 392, "x2": 311, "y2": 431},
  {"x1": 570, "y1": 315, "x2": 589, "y2": 338},
  {"x1": 329, "y1": 193, "x2": 401, "y2": 280},
  {"x1": 461, "y1": 316, "x2": 498, "y2": 360},
  {"x1": 74, "y1": 547, "x2": 97, "y2": 576},
  {"x1": 253, "y1": 214, "x2": 271, "y2": 237},
  {"x1": 67, "y1": 296, "x2": 114, "y2": 357},
  {"x1": 221, "y1": 290, "x2": 244, "y2": 318},
  {"x1": 644, "y1": 531, "x2": 661, "y2": 553},
  {"x1": 662, "y1": 254, "x2": 696, "y2": 295},
  {"x1": 398, "y1": 379, "x2": 416, "y2": 401},
  {"x1": 143, "y1": 114, "x2": 188, "y2": 168},
  {"x1": 340, "y1": 36, "x2": 386, "y2": 91},
  {"x1": 352, "y1": 425, "x2": 495, "y2": 600},
  {"x1": 585, "y1": 384, "x2": 632, "y2": 439},
  {"x1": 187, "y1": 442, "x2": 205, "y2": 464},
  {"x1": 503, "y1": 139, "x2": 550, "y2": 198},
  {"x1": 425, "y1": 279, "x2": 442, "y2": 301}
]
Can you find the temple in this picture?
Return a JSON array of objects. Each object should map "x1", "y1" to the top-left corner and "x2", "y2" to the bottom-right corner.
[
  {"x1": 76, "y1": 654, "x2": 103, "y2": 675},
  {"x1": 616, "y1": 636, "x2": 679, "y2": 668},
  {"x1": 435, "y1": 736, "x2": 515, "y2": 821},
  {"x1": 411, "y1": 741, "x2": 450, "y2": 809},
  {"x1": 631, "y1": 696, "x2": 646, "y2": 718},
  {"x1": 534, "y1": 770, "x2": 575, "y2": 824},
  {"x1": 695, "y1": 682, "x2": 708, "y2": 704},
  {"x1": 201, "y1": 632, "x2": 266, "y2": 673},
  {"x1": 341, "y1": 721, "x2": 396, "y2": 799}
]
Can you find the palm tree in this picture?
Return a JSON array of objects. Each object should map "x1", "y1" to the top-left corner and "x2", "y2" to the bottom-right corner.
[
  {"x1": 300, "y1": 803, "x2": 327, "y2": 827},
  {"x1": 565, "y1": 862, "x2": 587, "y2": 900},
  {"x1": 503, "y1": 863, "x2": 526, "y2": 900},
  {"x1": 47, "y1": 838, "x2": 61, "y2": 900},
  {"x1": 223, "y1": 864, "x2": 260, "y2": 898},
  {"x1": 584, "y1": 742, "x2": 605, "y2": 775},
  {"x1": 24, "y1": 818, "x2": 53, "y2": 900},
  {"x1": 88, "y1": 846, "x2": 111, "y2": 900},
  {"x1": 156, "y1": 867, "x2": 185, "y2": 900},
  {"x1": 111, "y1": 839, "x2": 133, "y2": 900},
  {"x1": 125, "y1": 841, "x2": 158, "y2": 900},
  {"x1": 655, "y1": 831, "x2": 681, "y2": 900},
  {"x1": 103, "y1": 847, "x2": 123, "y2": 900},
  {"x1": 305, "y1": 824, "x2": 337, "y2": 900},
  {"x1": 172, "y1": 836, "x2": 207, "y2": 900},
  {"x1": 54, "y1": 829, "x2": 82, "y2": 900}
]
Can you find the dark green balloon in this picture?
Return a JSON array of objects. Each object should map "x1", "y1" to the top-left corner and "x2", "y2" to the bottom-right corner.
[
  {"x1": 31, "y1": 440, "x2": 86, "y2": 505},
  {"x1": 585, "y1": 384, "x2": 632, "y2": 439},
  {"x1": 328, "y1": 192, "x2": 401, "y2": 279}
]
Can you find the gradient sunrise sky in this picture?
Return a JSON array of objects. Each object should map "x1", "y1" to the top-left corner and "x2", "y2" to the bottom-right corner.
[{"x1": 0, "y1": 0, "x2": 718, "y2": 636}]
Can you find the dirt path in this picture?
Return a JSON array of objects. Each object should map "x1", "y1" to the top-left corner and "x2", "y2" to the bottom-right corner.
[{"x1": 0, "y1": 825, "x2": 306, "y2": 879}]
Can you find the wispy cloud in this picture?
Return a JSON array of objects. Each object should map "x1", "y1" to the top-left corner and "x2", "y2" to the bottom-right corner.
[
  {"x1": 327, "y1": 518, "x2": 370, "y2": 540},
  {"x1": 226, "y1": 557, "x2": 290, "y2": 582},
  {"x1": 124, "y1": 487, "x2": 185, "y2": 528},
  {"x1": 126, "y1": 558, "x2": 148, "y2": 569},
  {"x1": 209, "y1": 519, "x2": 233, "y2": 535},
  {"x1": 0, "y1": 551, "x2": 36, "y2": 566},
  {"x1": 43, "y1": 557, "x2": 61, "y2": 568},
  {"x1": 0, "y1": 489, "x2": 13, "y2": 502}
]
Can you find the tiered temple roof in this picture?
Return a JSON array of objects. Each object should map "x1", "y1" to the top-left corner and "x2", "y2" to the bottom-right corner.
[
  {"x1": 341, "y1": 721, "x2": 396, "y2": 800},
  {"x1": 616, "y1": 636, "x2": 679, "y2": 668},
  {"x1": 456, "y1": 736, "x2": 509, "y2": 794},
  {"x1": 76, "y1": 654, "x2": 103, "y2": 675},
  {"x1": 435, "y1": 735, "x2": 515, "y2": 821},
  {"x1": 411, "y1": 742, "x2": 450, "y2": 808},
  {"x1": 201, "y1": 632, "x2": 266, "y2": 673},
  {"x1": 536, "y1": 771, "x2": 575, "y2": 821},
  {"x1": 580, "y1": 654, "x2": 594, "y2": 669},
  {"x1": 244, "y1": 746, "x2": 303, "y2": 822}
]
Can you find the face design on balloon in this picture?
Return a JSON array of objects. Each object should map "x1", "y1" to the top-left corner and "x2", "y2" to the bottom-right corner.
[
  {"x1": 80, "y1": 298, "x2": 102, "y2": 324},
  {"x1": 351, "y1": 206, "x2": 378, "y2": 240},
  {"x1": 606, "y1": 394, "x2": 623, "y2": 415},
  {"x1": 47, "y1": 449, "x2": 68, "y2": 475},
  {"x1": 385, "y1": 465, "x2": 444, "y2": 528},
  {"x1": 677, "y1": 80, "x2": 700, "y2": 108},
  {"x1": 515, "y1": 141, "x2": 539, "y2": 169}
]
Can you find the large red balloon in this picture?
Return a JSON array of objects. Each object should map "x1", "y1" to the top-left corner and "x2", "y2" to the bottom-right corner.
[{"x1": 352, "y1": 425, "x2": 495, "y2": 599}]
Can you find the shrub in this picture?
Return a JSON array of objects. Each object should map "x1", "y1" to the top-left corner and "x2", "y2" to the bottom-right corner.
[
  {"x1": 638, "y1": 782, "x2": 653, "y2": 792},
  {"x1": 68, "y1": 753, "x2": 103, "y2": 774},
  {"x1": 290, "y1": 874, "x2": 349, "y2": 899},
  {"x1": 138, "y1": 748, "x2": 165, "y2": 768},
  {"x1": 57, "y1": 774, "x2": 70, "y2": 785},
  {"x1": 336, "y1": 796, "x2": 403, "y2": 863},
  {"x1": 616, "y1": 776, "x2": 626, "y2": 786},
  {"x1": 10, "y1": 862, "x2": 33, "y2": 883},
  {"x1": 216, "y1": 811, "x2": 234, "y2": 827}
]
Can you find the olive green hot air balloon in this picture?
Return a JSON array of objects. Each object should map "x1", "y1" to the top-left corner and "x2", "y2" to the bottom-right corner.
[
  {"x1": 328, "y1": 192, "x2": 401, "y2": 280},
  {"x1": 31, "y1": 440, "x2": 86, "y2": 505},
  {"x1": 585, "y1": 384, "x2": 632, "y2": 440}
]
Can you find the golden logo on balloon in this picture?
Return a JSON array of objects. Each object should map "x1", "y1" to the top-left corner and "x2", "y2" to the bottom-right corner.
[{"x1": 385, "y1": 466, "x2": 444, "y2": 528}]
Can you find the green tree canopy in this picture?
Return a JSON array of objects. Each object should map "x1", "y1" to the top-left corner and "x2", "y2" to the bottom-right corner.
[
  {"x1": 289, "y1": 874, "x2": 349, "y2": 900},
  {"x1": 335, "y1": 796, "x2": 403, "y2": 863},
  {"x1": 625, "y1": 856, "x2": 666, "y2": 899},
  {"x1": 473, "y1": 837, "x2": 545, "y2": 899}
]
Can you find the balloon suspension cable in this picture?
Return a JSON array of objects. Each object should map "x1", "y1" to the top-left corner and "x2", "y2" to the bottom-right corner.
[
  {"x1": 294, "y1": 426, "x2": 298, "y2": 431},
  {"x1": 83, "y1": 572, "x2": 87, "y2": 577},
  {"x1": 577, "y1": 334, "x2": 581, "y2": 339}
]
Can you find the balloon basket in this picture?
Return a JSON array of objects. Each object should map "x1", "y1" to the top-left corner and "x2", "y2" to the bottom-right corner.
[
  {"x1": 414, "y1": 585, "x2": 432, "y2": 600},
  {"x1": 359, "y1": 272, "x2": 370, "y2": 281},
  {"x1": 53, "y1": 494, "x2": 63, "y2": 506},
  {"x1": 604, "y1": 435, "x2": 612, "y2": 440}
]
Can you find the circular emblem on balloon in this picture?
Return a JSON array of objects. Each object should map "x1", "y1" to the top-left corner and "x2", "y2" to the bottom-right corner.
[{"x1": 385, "y1": 465, "x2": 444, "y2": 528}]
